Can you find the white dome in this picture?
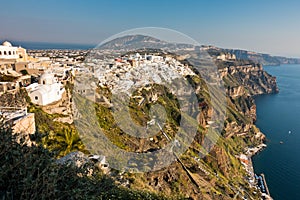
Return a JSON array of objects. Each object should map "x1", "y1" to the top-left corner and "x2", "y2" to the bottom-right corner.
[
  {"x1": 39, "y1": 73, "x2": 56, "y2": 85},
  {"x1": 2, "y1": 41, "x2": 12, "y2": 47}
]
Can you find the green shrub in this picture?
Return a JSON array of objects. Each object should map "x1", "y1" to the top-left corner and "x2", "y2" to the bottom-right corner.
[{"x1": 0, "y1": 118, "x2": 167, "y2": 200}]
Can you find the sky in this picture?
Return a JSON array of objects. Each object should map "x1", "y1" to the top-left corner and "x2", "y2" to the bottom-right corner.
[{"x1": 1, "y1": 0, "x2": 300, "y2": 57}]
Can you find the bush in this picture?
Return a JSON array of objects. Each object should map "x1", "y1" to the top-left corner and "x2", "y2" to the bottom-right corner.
[{"x1": 0, "y1": 118, "x2": 167, "y2": 200}]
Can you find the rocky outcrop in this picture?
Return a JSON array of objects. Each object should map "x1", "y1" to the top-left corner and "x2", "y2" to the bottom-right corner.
[
  {"x1": 220, "y1": 63, "x2": 276, "y2": 143},
  {"x1": 56, "y1": 151, "x2": 110, "y2": 176},
  {"x1": 220, "y1": 64, "x2": 279, "y2": 96},
  {"x1": 56, "y1": 151, "x2": 91, "y2": 168},
  {"x1": 207, "y1": 46, "x2": 300, "y2": 66}
]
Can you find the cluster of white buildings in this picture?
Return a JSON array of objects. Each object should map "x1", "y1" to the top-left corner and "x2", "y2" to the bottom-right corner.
[
  {"x1": 0, "y1": 41, "x2": 88, "y2": 106},
  {"x1": 1, "y1": 41, "x2": 198, "y2": 108},
  {"x1": 0, "y1": 43, "x2": 87, "y2": 148},
  {"x1": 93, "y1": 52, "x2": 196, "y2": 93},
  {"x1": 0, "y1": 41, "x2": 88, "y2": 146}
]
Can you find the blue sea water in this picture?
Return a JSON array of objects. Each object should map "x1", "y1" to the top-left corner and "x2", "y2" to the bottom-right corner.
[
  {"x1": 11, "y1": 41, "x2": 95, "y2": 50},
  {"x1": 253, "y1": 64, "x2": 300, "y2": 200}
]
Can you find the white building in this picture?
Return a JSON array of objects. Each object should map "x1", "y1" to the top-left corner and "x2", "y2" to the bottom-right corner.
[
  {"x1": 26, "y1": 73, "x2": 65, "y2": 106},
  {"x1": 0, "y1": 41, "x2": 19, "y2": 60},
  {"x1": 217, "y1": 53, "x2": 236, "y2": 61},
  {"x1": 0, "y1": 41, "x2": 28, "y2": 61}
]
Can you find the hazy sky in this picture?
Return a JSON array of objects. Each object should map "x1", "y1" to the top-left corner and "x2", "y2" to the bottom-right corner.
[{"x1": 1, "y1": 0, "x2": 300, "y2": 57}]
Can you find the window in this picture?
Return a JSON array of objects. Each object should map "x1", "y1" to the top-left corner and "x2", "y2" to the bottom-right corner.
[
  {"x1": 8, "y1": 51, "x2": 11, "y2": 55},
  {"x1": 102, "y1": 164, "x2": 108, "y2": 168},
  {"x1": 35, "y1": 96, "x2": 39, "y2": 100},
  {"x1": 0, "y1": 51, "x2": 2, "y2": 55},
  {"x1": 4, "y1": 51, "x2": 7, "y2": 55}
]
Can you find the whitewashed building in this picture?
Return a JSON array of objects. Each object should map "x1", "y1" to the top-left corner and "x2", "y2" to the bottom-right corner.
[
  {"x1": 0, "y1": 41, "x2": 19, "y2": 60},
  {"x1": 26, "y1": 73, "x2": 65, "y2": 106},
  {"x1": 0, "y1": 41, "x2": 27, "y2": 61}
]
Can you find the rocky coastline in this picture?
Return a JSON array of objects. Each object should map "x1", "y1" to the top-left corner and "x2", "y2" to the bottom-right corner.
[{"x1": 220, "y1": 62, "x2": 277, "y2": 199}]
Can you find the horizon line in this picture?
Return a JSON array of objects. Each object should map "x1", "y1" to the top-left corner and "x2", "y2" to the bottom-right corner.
[{"x1": 1, "y1": 39, "x2": 299, "y2": 59}]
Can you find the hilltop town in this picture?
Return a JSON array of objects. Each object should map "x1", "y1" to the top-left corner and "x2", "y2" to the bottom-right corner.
[{"x1": 0, "y1": 39, "x2": 274, "y2": 199}]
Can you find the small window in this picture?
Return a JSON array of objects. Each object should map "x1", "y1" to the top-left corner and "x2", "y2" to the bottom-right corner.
[
  {"x1": 103, "y1": 164, "x2": 108, "y2": 168},
  {"x1": 35, "y1": 96, "x2": 38, "y2": 100},
  {"x1": 0, "y1": 51, "x2": 2, "y2": 55},
  {"x1": 8, "y1": 51, "x2": 11, "y2": 55},
  {"x1": 43, "y1": 81, "x2": 46, "y2": 84},
  {"x1": 4, "y1": 51, "x2": 7, "y2": 55}
]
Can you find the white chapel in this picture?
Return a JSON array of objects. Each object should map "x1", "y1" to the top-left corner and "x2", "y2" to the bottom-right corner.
[{"x1": 26, "y1": 72, "x2": 65, "y2": 106}]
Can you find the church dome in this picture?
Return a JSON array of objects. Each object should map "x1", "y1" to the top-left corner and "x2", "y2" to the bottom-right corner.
[
  {"x1": 2, "y1": 41, "x2": 12, "y2": 47},
  {"x1": 39, "y1": 73, "x2": 56, "y2": 85}
]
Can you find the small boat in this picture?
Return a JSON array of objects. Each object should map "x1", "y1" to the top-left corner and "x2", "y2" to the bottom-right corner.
[
  {"x1": 280, "y1": 141, "x2": 284, "y2": 144},
  {"x1": 288, "y1": 130, "x2": 292, "y2": 134}
]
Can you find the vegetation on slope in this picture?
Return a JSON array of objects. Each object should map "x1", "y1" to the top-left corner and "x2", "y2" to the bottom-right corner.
[{"x1": 0, "y1": 117, "x2": 168, "y2": 200}]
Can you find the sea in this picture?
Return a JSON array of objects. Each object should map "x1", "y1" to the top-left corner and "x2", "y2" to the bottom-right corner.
[
  {"x1": 253, "y1": 64, "x2": 300, "y2": 200},
  {"x1": 12, "y1": 41, "x2": 95, "y2": 50}
]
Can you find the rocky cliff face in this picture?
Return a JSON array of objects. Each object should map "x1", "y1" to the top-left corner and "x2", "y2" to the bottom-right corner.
[
  {"x1": 220, "y1": 63, "x2": 278, "y2": 143},
  {"x1": 220, "y1": 64, "x2": 278, "y2": 96},
  {"x1": 207, "y1": 46, "x2": 300, "y2": 66}
]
